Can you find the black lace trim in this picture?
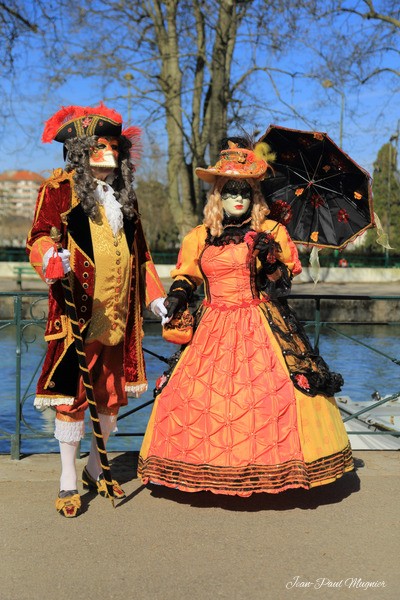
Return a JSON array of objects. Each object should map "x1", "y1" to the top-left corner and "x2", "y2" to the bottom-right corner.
[
  {"x1": 260, "y1": 300, "x2": 344, "y2": 397},
  {"x1": 169, "y1": 278, "x2": 196, "y2": 303},
  {"x1": 205, "y1": 219, "x2": 252, "y2": 247},
  {"x1": 256, "y1": 262, "x2": 292, "y2": 298}
]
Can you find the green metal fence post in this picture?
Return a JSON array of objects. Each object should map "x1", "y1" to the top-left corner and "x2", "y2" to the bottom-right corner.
[
  {"x1": 314, "y1": 297, "x2": 321, "y2": 351},
  {"x1": 11, "y1": 295, "x2": 22, "y2": 459}
]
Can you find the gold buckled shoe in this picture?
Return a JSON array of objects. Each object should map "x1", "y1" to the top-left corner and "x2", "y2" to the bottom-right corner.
[
  {"x1": 82, "y1": 466, "x2": 126, "y2": 499},
  {"x1": 55, "y1": 490, "x2": 81, "y2": 518}
]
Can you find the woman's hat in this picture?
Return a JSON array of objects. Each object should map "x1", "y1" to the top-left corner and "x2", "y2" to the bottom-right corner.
[{"x1": 195, "y1": 141, "x2": 275, "y2": 183}]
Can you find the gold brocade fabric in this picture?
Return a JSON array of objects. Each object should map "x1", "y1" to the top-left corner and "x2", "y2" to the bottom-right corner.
[{"x1": 86, "y1": 205, "x2": 131, "y2": 345}]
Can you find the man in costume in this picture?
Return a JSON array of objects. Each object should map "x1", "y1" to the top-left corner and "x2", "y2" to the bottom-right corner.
[{"x1": 27, "y1": 104, "x2": 167, "y2": 517}]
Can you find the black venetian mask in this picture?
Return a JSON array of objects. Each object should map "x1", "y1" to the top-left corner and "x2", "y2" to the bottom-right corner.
[{"x1": 221, "y1": 179, "x2": 253, "y2": 201}]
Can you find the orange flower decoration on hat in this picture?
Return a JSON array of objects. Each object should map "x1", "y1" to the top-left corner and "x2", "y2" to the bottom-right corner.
[{"x1": 195, "y1": 141, "x2": 274, "y2": 183}]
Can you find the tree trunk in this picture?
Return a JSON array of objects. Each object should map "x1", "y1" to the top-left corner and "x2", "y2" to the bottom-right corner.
[
  {"x1": 208, "y1": 0, "x2": 238, "y2": 163},
  {"x1": 150, "y1": 0, "x2": 197, "y2": 238}
]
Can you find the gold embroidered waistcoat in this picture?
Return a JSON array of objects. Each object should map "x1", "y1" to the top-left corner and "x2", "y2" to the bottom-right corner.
[{"x1": 86, "y1": 205, "x2": 131, "y2": 345}]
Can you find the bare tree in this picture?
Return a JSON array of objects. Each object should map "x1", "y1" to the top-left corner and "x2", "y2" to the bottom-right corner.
[
  {"x1": 42, "y1": 0, "x2": 300, "y2": 237},
  {"x1": 297, "y1": 1, "x2": 399, "y2": 84},
  {"x1": 0, "y1": 1, "x2": 59, "y2": 132},
  {"x1": 10, "y1": 1, "x2": 396, "y2": 239},
  {"x1": 0, "y1": 1, "x2": 38, "y2": 69}
]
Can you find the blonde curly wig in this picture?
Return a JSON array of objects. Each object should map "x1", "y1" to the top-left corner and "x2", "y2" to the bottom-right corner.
[{"x1": 203, "y1": 177, "x2": 270, "y2": 237}]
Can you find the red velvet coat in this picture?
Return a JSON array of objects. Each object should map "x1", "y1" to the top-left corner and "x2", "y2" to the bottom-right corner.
[{"x1": 26, "y1": 169, "x2": 165, "y2": 405}]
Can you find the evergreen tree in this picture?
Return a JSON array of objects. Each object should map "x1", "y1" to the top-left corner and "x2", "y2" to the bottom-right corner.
[{"x1": 365, "y1": 142, "x2": 400, "y2": 253}]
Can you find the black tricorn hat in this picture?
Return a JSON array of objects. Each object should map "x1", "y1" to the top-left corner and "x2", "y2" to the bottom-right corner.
[{"x1": 42, "y1": 103, "x2": 123, "y2": 143}]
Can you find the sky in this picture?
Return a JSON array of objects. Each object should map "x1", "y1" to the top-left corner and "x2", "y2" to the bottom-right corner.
[{"x1": 1, "y1": 3, "x2": 399, "y2": 182}]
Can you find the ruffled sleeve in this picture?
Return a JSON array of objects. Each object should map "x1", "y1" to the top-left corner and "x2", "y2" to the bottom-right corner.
[{"x1": 170, "y1": 225, "x2": 207, "y2": 287}]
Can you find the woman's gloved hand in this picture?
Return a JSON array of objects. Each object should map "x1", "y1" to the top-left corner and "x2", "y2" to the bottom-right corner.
[
  {"x1": 254, "y1": 233, "x2": 279, "y2": 274},
  {"x1": 163, "y1": 291, "x2": 187, "y2": 321}
]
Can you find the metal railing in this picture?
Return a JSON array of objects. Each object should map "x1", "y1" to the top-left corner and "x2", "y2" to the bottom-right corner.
[
  {"x1": 2, "y1": 246, "x2": 400, "y2": 267},
  {"x1": 1, "y1": 290, "x2": 399, "y2": 460},
  {"x1": 294, "y1": 292, "x2": 400, "y2": 441}
]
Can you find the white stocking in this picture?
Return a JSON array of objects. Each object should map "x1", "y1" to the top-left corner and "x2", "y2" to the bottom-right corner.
[
  {"x1": 55, "y1": 418, "x2": 85, "y2": 492},
  {"x1": 86, "y1": 414, "x2": 118, "y2": 480},
  {"x1": 59, "y1": 441, "x2": 79, "y2": 492}
]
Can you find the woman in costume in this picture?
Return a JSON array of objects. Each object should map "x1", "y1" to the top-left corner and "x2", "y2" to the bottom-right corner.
[{"x1": 138, "y1": 140, "x2": 353, "y2": 496}]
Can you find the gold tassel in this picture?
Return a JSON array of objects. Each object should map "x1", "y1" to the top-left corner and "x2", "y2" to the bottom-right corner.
[
  {"x1": 309, "y1": 246, "x2": 321, "y2": 285},
  {"x1": 374, "y1": 212, "x2": 394, "y2": 250}
]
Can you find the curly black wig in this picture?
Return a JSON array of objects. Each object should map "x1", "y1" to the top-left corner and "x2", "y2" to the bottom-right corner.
[{"x1": 64, "y1": 135, "x2": 139, "y2": 222}]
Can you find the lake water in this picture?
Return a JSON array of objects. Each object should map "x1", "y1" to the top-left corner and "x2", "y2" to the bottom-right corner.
[{"x1": 1, "y1": 321, "x2": 399, "y2": 455}]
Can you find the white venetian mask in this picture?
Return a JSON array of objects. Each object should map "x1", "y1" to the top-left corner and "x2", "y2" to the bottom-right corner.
[
  {"x1": 89, "y1": 136, "x2": 119, "y2": 169},
  {"x1": 221, "y1": 180, "x2": 253, "y2": 217}
]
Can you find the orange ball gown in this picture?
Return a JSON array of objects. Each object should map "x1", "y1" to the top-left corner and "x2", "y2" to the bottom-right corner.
[{"x1": 139, "y1": 219, "x2": 353, "y2": 496}]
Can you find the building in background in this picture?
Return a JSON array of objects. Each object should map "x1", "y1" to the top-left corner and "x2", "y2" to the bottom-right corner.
[
  {"x1": 0, "y1": 170, "x2": 44, "y2": 218},
  {"x1": 0, "y1": 170, "x2": 44, "y2": 249}
]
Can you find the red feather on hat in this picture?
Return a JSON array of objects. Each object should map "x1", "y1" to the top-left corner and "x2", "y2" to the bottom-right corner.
[
  {"x1": 122, "y1": 126, "x2": 142, "y2": 167},
  {"x1": 42, "y1": 103, "x2": 123, "y2": 143}
]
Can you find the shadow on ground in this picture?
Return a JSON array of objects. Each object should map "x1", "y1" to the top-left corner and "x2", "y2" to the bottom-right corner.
[{"x1": 109, "y1": 451, "x2": 362, "y2": 513}]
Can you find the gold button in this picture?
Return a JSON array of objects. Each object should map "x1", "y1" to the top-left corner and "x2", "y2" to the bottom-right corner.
[
  {"x1": 116, "y1": 259, "x2": 120, "y2": 265},
  {"x1": 54, "y1": 320, "x2": 61, "y2": 329},
  {"x1": 81, "y1": 294, "x2": 88, "y2": 301},
  {"x1": 81, "y1": 306, "x2": 87, "y2": 313},
  {"x1": 79, "y1": 318, "x2": 86, "y2": 325},
  {"x1": 83, "y1": 272, "x2": 89, "y2": 279},
  {"x1": 48, "y1": 381, "x2": 55, "y2": 389},
  {"x1": 83, "y1": 283, "x2": 89, "y2": 289},
  {"x1": 84, "y1": 261, "x2": 89, "y2": 267},
  {"x1": 116, "y1": 250, "x2": 121, "y2": 256},
  {"x1": 114, "y1": 241, "x2": 118, "y2": 247}
]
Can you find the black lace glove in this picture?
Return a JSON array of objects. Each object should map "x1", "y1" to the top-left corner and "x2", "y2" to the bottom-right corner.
[
  {"x1": 254, "y1": 232, "x2": 292, "y2": 298},
  {"x1": 254, "y1": 232, "x2": 281, "y2": 274},
  {"x1": 164, "y1": 279, "x2": 195, "y2": 319},
  {"x1": 164, "y1": 291, "x2": 187, "y2": 319}
]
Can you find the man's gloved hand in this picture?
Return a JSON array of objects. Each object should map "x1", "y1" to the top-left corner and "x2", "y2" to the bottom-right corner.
[
  {"x1": 42, "y1": 247, "x2": 71, "y2": 284},
  {"x1": 149, "y1": 297, "x2": 168, "y2": 325},
  {"x1": 163, "y1": 291, "x2": 187, "y2": 321}
]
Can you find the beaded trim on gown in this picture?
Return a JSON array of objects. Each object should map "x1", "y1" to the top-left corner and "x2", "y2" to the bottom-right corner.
[{"x1": 139, "y1": 222, "x2": 353, "y2": 496}]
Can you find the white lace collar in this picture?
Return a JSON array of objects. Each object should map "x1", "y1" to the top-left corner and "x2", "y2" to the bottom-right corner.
[{"x1": 93, "y1": 179, "x2": 124, "y2": 237}]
